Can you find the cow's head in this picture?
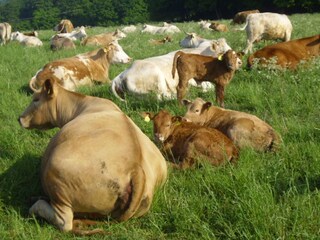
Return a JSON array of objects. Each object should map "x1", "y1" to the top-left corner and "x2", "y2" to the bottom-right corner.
[
  {"x1": 141, "y1": 110, "x2": 184, "y2": 143},
  {"x1": 113, "y1": 29, "x2": 127, "y2": 39},
  {"x1": 220, "y1": 50, "x2": 243, "y2": 70},
  {"x1": 182, "y1": 98, "x2": 212, "y2": 124},
  {"x1": 211, "y1": 38, "x2": 231, "y2": 55},
  {"x1": 103, "y1": 41, "x2": 132, "y2": 64},
  {"x1": 180, "y1": 32, "x2": 200, "y2": 48},
  {"x1": 19, "y1": 79, "x2": 59, "y2": 129}
]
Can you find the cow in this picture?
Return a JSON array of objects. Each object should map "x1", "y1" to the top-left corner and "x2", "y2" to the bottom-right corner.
[
  {"x1": 50, "y1": 35, "x2": 76, "y2": 51},
  {"x1": 149, "y1": 35, "x2": 172, "y2": 45},
  {"x1": 11, "y1": 31, "x2": 43, "y2": 47},
  {"x1": 53, "y1": 19, "x2": 74, "y2": 33},
  {"x1": 247, "y1": 34, "x2": 320, "y2": 69},
  {"x1": 209, "y1": 22, "x2": 229, "y2": 32},
  {"x1": 180, "y1": 32, "x2": 213, "y2": 48},
  {"x1": 111, "y1": 39, "x2": 234, "y2": 101},
  {"x1": 231, "y1": 10, "x2": 260, "y2": 24},
  {"x1": 23, "y1": 31, "x2": 38, "y2": 37},
  {"x1": 122, "y1": 25, "x2": 137, "y2": 33},
  {"x1": 198, "y1": 20, "x2": 212, "y2": 30},
  {"x1": 182, "y1": 97, "x2": 281, "y2": 152},
  {"x1": 142, "y1": 110, "x2": 238, "y2": 169},
  {"x1": 29, "y1": 41, "x2": 131, "y2": 92},
  {"x1": 18, "y1": 78, "x2": 167, "y2": 235},
  {"x1": 238, "y1": 12, "x2": 292, "y2": 54},
  {"x1": 141, "y1": 23, "x2": 180, "y2": 34},
  {"x1": 81, "y1": 29, "x2": 126, "y2": 47},
  {"x1": 56, "y1": 26, "x2": 87, "y2": 41},
  {"x1": 0, "y1": 22, "x2": 12, "y2": 45},
  {"x1": 172, "y1": 50, "x2": 243, "y2": 107}
]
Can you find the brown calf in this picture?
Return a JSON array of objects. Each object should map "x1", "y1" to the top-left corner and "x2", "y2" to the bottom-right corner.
[
  {"x1": 209, "y1": 22, "x2": 228, "y2": 32},
  {"x1": 172, "y1": 49, "x2": 242, "y2": 108},
  {"x1": 142, "y1": 110, "x2": 239, "y2": 169},
  {"x1": 50, "y1": 35, "x2": 76, "y2": 51},
  {"x1": 247, "y1": 34, "x2": 320, "y2": 69},
  {"x1": 183, "y1": 98, "x2": 281, "y2": 152},
  {"x1": 149, "y1": 36, "x2": 173, "y2": 45}
]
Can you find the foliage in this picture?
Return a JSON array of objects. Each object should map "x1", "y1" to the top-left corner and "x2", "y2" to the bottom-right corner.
[{"x1": 0, "y1": 12, "x2": 320, "y2": 239}]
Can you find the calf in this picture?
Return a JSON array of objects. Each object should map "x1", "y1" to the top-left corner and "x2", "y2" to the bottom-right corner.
[
  {"x1": 209, "y1": 22, "x2": 228, "y2": 32},
  {"x1": 29, "y1": 41, "x2": 131, "y2": 92},
  {"x1": 0, "y1": 22, "x2": 11, "y2": 45},
  {"x1": 149, "y1": 36, "x2": 172, "y2": 45},
  {"x1": 232, "y1": 10, "x2": 260, "y2": 24},
  {"x1": 11, "y1": 31, "x2": 43, "y2": 47},
  {"x1": 18, "y1": 78, "x2": 167, "y2": 234},
  {"x1": 183, "y1": 98, "x2": 281, "y2": 152},
  {"x1": 141, "y1": 23, "x2": 180, "y2": 34},
  {"x1": 142, "y1": 110, "x2": 238, "y2": 169},
  {"x1": 247, "y1": 34, "x2": 320, "y2": 69},
  {"x1": 239, "y1": 12, "x2": 292, "y2": 53},
  {"x1": 50, "y1": 35, "x2": 76, "y2": 51},
  {"x1": 81, "y1": 29, "x2": 126, "y2": 46},
  {"x1": 172, "y1": 50, "x2": 242, "y2": 107}
]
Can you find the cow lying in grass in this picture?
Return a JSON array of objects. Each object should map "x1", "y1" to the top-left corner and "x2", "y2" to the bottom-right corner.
[
  {"x1": 81, "y1": 29, "x2": 126, "y2": 46},
  {"x1": 247, "y1": 34, "x2": 320, "y2": 69},
  {"x1": 183, "y1": 98, "x2": 281, "y2": 152},
  {"x1": 18, "y1": 79, "x2": 167, "y2": 235},
  {"x1": 142, "y1": 110, "x2": 239, "y2": 169},
  {"x1": 172, "y1": 50, "x2": 243, "y2": 107}
]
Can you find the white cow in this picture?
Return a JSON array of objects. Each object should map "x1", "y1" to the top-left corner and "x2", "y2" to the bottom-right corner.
[
  {"x1": 11, "y1": 31, "x2": 43, "y2": 47},
  {"x1": 180, "y1": 32, "x2": 223, "y2": 48},
  {"x1": 122, "y1": 25, "x2": 137, "y2": 33},
  {"x1": 0, "y1": 22, "x2": 12, "y2": 45},
  {"x1": 141, "y1": 23, "x2": 180, "y2": 34},
  {"x1": 56, "y1": 26, "x2": 87, "y2": 41},
  {"x1": 239, "y1": 12, "x2": 293, "y2": 53},
  {"x1": 111, "y1": 39, "x2": 235, "y2": 101},
  {"x1": 198, "y1": 20, "x2": 212, "y2": 30}
]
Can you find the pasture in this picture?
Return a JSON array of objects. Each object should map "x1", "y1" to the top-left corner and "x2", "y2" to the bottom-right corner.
[{"x1": 0, "y1": 13, "x2": 320, "y2": 239}]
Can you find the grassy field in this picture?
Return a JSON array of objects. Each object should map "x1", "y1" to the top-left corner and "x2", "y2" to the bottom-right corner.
[{"x1": 0, "y1": 13, "x2": 320, "y2": 239}]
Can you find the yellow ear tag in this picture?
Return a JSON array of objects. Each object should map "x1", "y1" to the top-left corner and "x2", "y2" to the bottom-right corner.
[
  {"x1": 144, "y1": 116, "x2": 150, "y2": 122},
  {"x1": 103, "y1": 47, "x2": 109, "y2": 53},
  {"x1": 218, "y1": 54, "x2": 223, "y2": 61}
]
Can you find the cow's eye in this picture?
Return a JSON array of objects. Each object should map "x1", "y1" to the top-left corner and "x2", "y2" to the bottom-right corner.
[{"x1": 195, "y1": 109, "x2": 200, "y2": 113}]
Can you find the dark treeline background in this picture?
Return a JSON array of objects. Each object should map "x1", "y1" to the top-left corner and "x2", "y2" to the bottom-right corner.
[{"x1": 0, "y1": 0, "x2": 319, "y2": 30}]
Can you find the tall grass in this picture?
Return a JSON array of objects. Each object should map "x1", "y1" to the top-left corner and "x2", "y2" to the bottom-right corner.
[{"x1": 0, "y1": 13, "x2": 319, "y2": 239}]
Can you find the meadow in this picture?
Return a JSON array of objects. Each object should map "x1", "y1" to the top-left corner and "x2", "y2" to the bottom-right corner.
[{"x1": 0, "y1": 13, "x2": 319, "y2": 239}]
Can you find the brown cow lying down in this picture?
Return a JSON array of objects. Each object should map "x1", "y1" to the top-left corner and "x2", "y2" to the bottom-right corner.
[
  {"x1": 247, "y1": 34, "x2": 320, "y2": 69},
  {"x1": 50, "y1": 35, "x2": 76, "y2": 51},
  {"x1": 172, "y1": 49, "x2": 243, "y2": 108},
  {"x1": 149, "y1": 35, "x2": 173, "y2": 45},
  {"x1": 183, "y1": 98, "x2": 281, "y2": 152},
  {"x1": 142, "y1": 110, "x2": 238, "y2": 169},
  {"x1": 209, "y1": 22, "x2": 229, "y2": 32},
  {"x1": 18, "y1": 79, "x2": 167, "y2": 235},
  {"x1": 81, "y1": 29, "x2": 126, "y2": 46}
]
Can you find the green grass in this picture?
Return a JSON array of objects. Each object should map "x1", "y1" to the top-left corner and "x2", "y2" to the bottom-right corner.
[{"x1": 0, "y1": 13, "x2": 320, "y2": 239}]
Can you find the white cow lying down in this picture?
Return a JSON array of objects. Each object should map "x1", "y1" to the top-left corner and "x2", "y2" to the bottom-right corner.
[
  {"x1": 111, "y1": 38, "x2": 235, "y2": 101},
  {"x1": 141, "y1": 22, "x2": 180, "y2": 34},
  {"x1": 11, "y1": 31, "x2": 43, "y2": 47}
]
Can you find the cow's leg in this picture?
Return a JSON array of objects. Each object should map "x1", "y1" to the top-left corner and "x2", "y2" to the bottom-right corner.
[
  {"x1": 215, "y1": 84, "x2": 225, "y2": 108},
  {"x1": 29, "y1": 199, "x2": 74, "y2": 232},
  {"x1": 244, "y1": 39, "x2": 253, "y2": 54},
  {"x1": 176, "y1": 77, "x2": 189, "y2": 104}
]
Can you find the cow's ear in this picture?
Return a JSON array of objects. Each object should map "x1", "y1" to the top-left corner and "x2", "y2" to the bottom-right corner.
[
  {"x1": 140, "y1": 112, "x2": 154, "y2": 122},
  {"x1": 202, "y1": 102, "x2": 212, "y2": 111},
  {"x1": 182, "y1": 99, "x2": 192, "y2": 107},
  {"x1": 44, "y1": 79, "x2": 55, "y2": 97}
]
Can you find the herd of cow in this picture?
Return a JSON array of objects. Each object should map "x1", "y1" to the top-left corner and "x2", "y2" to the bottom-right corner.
[{"x1": 0, "y1": 9, "x2": 318, "y2": 235}]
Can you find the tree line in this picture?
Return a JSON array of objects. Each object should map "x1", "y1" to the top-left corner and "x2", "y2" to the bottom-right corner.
[{"x1": 0, "y1": 0, "x2": 318, "y2": 30}]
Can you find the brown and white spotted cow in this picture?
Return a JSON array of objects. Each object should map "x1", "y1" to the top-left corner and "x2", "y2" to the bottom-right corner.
[
  {"x1": 18, "y1": 78, "x2": 167, "y2": 235},
  {"x1": 29, "y1": 41, "x2": 131, "y2": 92}
]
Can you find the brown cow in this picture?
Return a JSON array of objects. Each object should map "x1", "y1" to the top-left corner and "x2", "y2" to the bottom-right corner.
[
  {"x1": 172, "y1": 49, "x2": 243, "y2": 108},
  {"x1": 247, "y1": 34, "x2": 320, "y2": 69},
  {"x1": 53, "y1": 19, "x2": 74, "y2": 33},
  {"x1": 183, "y1": 98, "x2": 281, "y2": 152},
  {"x1": 50, "y1": 35, "x2": 76, "y2": 51},
  {"x1": 209, "y1": 22, "x2": 229, "y2": 32},
  {"x1": 29, "y1": 41, "x2": 131, "y2": 92},
  {"x1": 18, "y1": 78, "x2": 167, "y2": 234},
  {"x1": 232, "y1": 9, "x2": 260, "y2": 24},
  {"x1": 22, "y1": 31, "x2": 38, "y2": 37},
  {"x1": 81, "y1": 29, "x2": 126, "y2": 46},
  {"x1": 142, "y1": 110, "x2": 238, "y2": 169},
  {"x1": 149, "y1": 36, "x2": 173, "y2": 45}
]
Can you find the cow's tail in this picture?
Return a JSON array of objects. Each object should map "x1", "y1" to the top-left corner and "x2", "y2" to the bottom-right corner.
[
  {"x1": 117, "y1": 166, "x2": 146, "y2": 221},
  {"x1": 172, "y1": 51, "x2": 183, "y2": 79},
  {"x1": 233, "y1": 19, "x2": 248, "y2": 31},
  {"x1": 111, "y1": 74, "x2": 126, "y2": 101}
]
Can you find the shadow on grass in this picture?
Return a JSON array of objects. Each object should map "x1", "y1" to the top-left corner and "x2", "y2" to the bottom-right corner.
[{"x1": 0, "y1": 152, "x2": 43, "y2": 216}]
